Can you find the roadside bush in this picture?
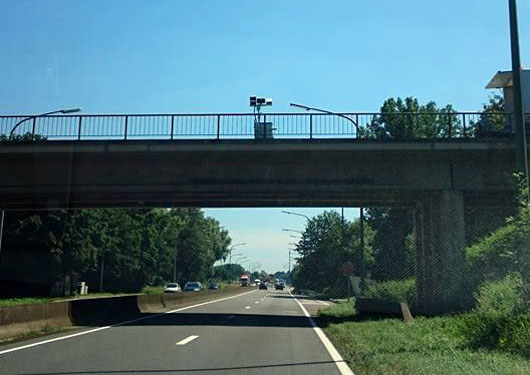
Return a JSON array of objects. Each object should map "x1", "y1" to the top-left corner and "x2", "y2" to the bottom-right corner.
[
  {"x1": 364, "y1": 278, "x2": 416, "y2": 306},
  {"x1": 141, "y1": 285, "x2": 165, "y2": 295},
  {"x1": 459, "y1": 274, "x2": 530, "y2": 355},
  {"x1": 474, "y1": 273, "x2": 526, "y2": 317}
]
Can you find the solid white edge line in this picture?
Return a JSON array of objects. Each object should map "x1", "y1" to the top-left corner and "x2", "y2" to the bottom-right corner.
[
  {"x1": 289, "y1": 291, "x2": 355, "y2": 375},
  {"x1": 0, "y1": 290, "x2": 258, "y2": 356},
  {"x1": 176, "y1": 335, "x2": 199, "y2": 345}
]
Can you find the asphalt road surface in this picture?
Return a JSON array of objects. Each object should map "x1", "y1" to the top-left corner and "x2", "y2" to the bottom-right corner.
[{"x1": 0, "y1": 288, "x2": 352, "y2": 375}]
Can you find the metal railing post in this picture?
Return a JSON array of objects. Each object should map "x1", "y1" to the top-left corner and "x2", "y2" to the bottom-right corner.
[
  {"x1": 263, "y1": 114, "x2": 267, "y2": 140},
  {"x1": 217, "y1": 115, "x2": 221, "y2": 140},
  {"x1": 462, "y1": 114, "x2": 467, "y2": 137},
  {"x1": 31, "y1": 117, "x2": 36, "y2": 137},
  {"x1": 124, "y1": 116, "x2": 129, "y2": 140},
  {"x1": 356, "y1": 114, "x2": 359, "y2": 138},
  {"x1": 77, "y1": 116, "x2": 83, "y2": 140},
  {"x1": 170, "y1": 115, "x2": 175, "y2": 140},
  {"x1": 309, "y1": 114, "x2": 313, "y2": 139},
  {"x1": 447, "y1": 113, "x2": 452, "y2": 138}
]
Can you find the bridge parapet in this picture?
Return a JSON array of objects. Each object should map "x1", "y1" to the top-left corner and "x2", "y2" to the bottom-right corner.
[{"x1": 0, "y1": 111, "x2": 518, "y2": 141}]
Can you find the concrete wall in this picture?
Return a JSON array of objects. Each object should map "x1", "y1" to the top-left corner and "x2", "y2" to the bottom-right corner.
[
  {"x1": 0, "y1": 301, "x2": 71, "y2": 340},
  {"x1": 0, "y1": 287, "x2": 246, "y2": 340}
]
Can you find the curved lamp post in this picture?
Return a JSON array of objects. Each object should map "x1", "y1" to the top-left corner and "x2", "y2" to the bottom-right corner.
[
  {"x1": 9, "y1": 107, "x2": 81, "y2": 138},
  {"x1": 289, "y1": 102, "x2": 359, "y2": 134}
]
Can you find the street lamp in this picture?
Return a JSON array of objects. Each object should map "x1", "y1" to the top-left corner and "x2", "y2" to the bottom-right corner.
[
  {"x1": 282, "y1": 228, "x2": 303, "y2": 234},
  {"x1": 289, "y1": 102, "x2": 359, "y2": 134},
  {"x1": 9, "y1": 107, "x2": 81, "y2": 138},
  {"x1": 229, "y1": 242, "x2": 247, "y2": 263},
  {"x1": 281, "y1": 210, "x2": 311, "y2": 221}
]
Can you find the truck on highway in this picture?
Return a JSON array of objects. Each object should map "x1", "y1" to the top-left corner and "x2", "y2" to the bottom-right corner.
[{"x1": 240, "y1": 274, "x2": 250, "y2": 286}]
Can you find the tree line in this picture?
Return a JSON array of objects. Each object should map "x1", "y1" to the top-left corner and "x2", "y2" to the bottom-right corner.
[{"x1": 0, "y1": 208, "x2": 231, "y2": 295}]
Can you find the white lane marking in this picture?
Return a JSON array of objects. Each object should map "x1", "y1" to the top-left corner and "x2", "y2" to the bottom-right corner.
[
  {"x1": 245, "y1": 306, "x2": 251, "y2": 309},
  {"x1": 0, "y1": 290, "x2": 258, "y2": 356},
  {"x1": 289, "y1": 292, "x2": 355, "y2": 375},
  {"x1": 319, "y1": 301, "x2": 330, "y2": 306},
  {"x1": 254, "y1": 301, "x2": 259, "y2": 304},
  {"x1": 176, "y1": 335, "x2": 199, "y2": 345}
]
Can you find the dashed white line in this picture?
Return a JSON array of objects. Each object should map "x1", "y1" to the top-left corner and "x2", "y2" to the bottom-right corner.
[
  {"x1": 0, "y1": 290, "x2": 258, "y2": 356},
  {"x1": 176, "y1": 335, "x2": 199, "y2": 345},
  {"x1": 245, "y1": 306, "x2": 251, "y2": 309},
  {"x1": 254, "y1": 301, "x2": 259, "y2": 304}
]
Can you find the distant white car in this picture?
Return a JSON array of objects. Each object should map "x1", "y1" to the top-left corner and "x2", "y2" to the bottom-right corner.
[
  {"x1": 163, "y1": 283, "x2": 181, "y2": 293},
  {"x1": 254, "y1": 279, "x2": 261, "y2": 285}
]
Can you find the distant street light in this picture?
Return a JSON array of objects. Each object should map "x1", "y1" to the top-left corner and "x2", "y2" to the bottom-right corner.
[
  {"x1": 9, "y1": 107, "x2": 81, "y2": 138},
  {"x1": 281, "y1": 210, "x2": 311, "y2": 221},
  {"x1": 282, "y1": 228, "x2": 303, "y2": 234},
  {"x1": 229, "y1": 242, "x2": 247, "y2": 263}
]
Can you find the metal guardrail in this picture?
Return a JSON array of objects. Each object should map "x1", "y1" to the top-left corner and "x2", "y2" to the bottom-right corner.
[{"x1": 0, "y1": 112, "x2": 517, "y2": 141}]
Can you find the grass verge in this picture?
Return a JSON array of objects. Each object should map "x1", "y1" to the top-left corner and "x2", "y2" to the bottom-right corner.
[
  {"x1": 0, "y1": 293, "x2": 138, "y2": 307},
  {"x1": 318, "y1": 302, "x2": 530, "y2": 375}
]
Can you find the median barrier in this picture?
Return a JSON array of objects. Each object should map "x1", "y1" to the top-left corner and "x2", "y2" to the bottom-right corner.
[
  {"x1": 137, "y1": 294, "x2": 165, "y2": 312},
  {"x1": 0, "y1": 301, "x2": 71, "y2": 340},
  {"x1": 0, "y1": 286, "x2": 250, "y2": 341}
]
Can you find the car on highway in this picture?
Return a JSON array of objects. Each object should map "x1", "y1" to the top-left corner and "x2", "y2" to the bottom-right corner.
[
  {"x1": 163, "y1": 283, "x2": 181, "y2": 293},
  {"x1": 208, "y1": 282, "x2": 220, "y2": 290},
  {"x1": 184, "y1": 281, "x2": 203, "y2": 292},
  {"x1": 275, "y1": 283, "x2": 284, "y2": 290},
  {"x1": 259, "y1": 282, "x2": 268, "y2": 290},
  {"x1": 254, "y1": 279, "x2": 261, "y2": 286}
]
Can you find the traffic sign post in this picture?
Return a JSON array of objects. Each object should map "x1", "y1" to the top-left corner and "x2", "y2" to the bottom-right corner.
[{"x1": 341, "y1": 261, "x2": 355, "y2": 301}]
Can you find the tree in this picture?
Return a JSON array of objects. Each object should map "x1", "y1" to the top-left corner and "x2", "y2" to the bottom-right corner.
[
  {"x1": 0, "y1": 207, "x2": 232, "y2": 295},
  {"x1": 291, "y1": 211, "x2": 374, "y2": 297}
]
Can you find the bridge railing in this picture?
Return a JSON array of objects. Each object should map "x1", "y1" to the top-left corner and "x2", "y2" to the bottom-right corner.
[{"x1": 0, "y1": 112, "x2": 518, "y2": 141}]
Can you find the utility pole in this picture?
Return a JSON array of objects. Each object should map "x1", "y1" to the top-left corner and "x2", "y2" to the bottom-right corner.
[
  {"x1": 509, "y1": 0, "x2": 529, "y2": 190},
  {"x1": 99, "y1": 256, "x2": 105, "y2": 292},
  {"x1": 0, "y1": 210, "x2": 4, "y2": 257},
  {"x1": 359, "y1": 207, "x2": 365, "y2": 293},
  {"x1": 173, "y1": 232, "x2": 178, "y2": 282}
]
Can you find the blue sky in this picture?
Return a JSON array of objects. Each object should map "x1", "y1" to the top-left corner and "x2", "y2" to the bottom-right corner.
[{"x1": 1, "y1": 0, "x2": 528, "y2": 272}]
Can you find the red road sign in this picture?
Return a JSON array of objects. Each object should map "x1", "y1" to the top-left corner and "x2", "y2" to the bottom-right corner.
[{"x1": 341, "y1": 261, "x2": 354, "y2": 275}]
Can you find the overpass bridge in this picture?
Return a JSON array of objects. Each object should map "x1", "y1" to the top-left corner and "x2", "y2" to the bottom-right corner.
[{"x1": 0, "y1": 112, "x2": 520, "y2": 314}]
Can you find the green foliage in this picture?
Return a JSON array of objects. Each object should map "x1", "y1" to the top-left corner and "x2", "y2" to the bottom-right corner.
[
  {"x1": 291, "y1": 211, "x2": 375, "y2": 298},
  {"x1": 320, "y1": 310, "x2": 530, "y2": 375},
  {"x1": 141, "y1": 286, "x2": 165, "y2": 295},
  {"x1": 213, "y1": 263, "x2": 245, "y2": 281},
  {"x1": 2, "y1": 208, "x2": 231, "y2": 294},
  {"x1": 0, "y1": 132, "x2": 47, "y2": 142},
  {"x1": 365, "y1": 97, "x2": 460, "y2": 139},
  {"x1": 364, "y1": 278, "x2": 416, "y2": 306},
  {"x1": 367, "y1": 208, "x2": 414, "y2": 281},
  {"x1": 474, "y1": 274, "x2": 526, "y2": 317}
]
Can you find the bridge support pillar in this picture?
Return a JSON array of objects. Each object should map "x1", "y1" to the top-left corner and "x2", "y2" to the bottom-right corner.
[{"x1": 414, "y1": 190, "x2": 466, "y2": 315}]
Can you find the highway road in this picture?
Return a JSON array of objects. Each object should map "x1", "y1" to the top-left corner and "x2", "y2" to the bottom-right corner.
[{"x1": 0, "y1": 288, "x2": 353, "y2": 375}]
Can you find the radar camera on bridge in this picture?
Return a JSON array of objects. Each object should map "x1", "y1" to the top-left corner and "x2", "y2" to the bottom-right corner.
[{"x1": 249, "y1": 95, "x2": 274, "y2": 140}]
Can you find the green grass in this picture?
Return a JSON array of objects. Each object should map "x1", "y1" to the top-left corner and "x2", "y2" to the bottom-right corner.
[
  {"x1": 0, "y1": 297, "x2": 63, "y2": 307},
  {"x1": 0, "y1": 292, "x2": 138, "y2": 307},
  {"x1": 141, "y1": 285, "x2": 165, "y2": 295},
  {"x1": 318, "y1": 302, "x2": 530, "y2": 375}
]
